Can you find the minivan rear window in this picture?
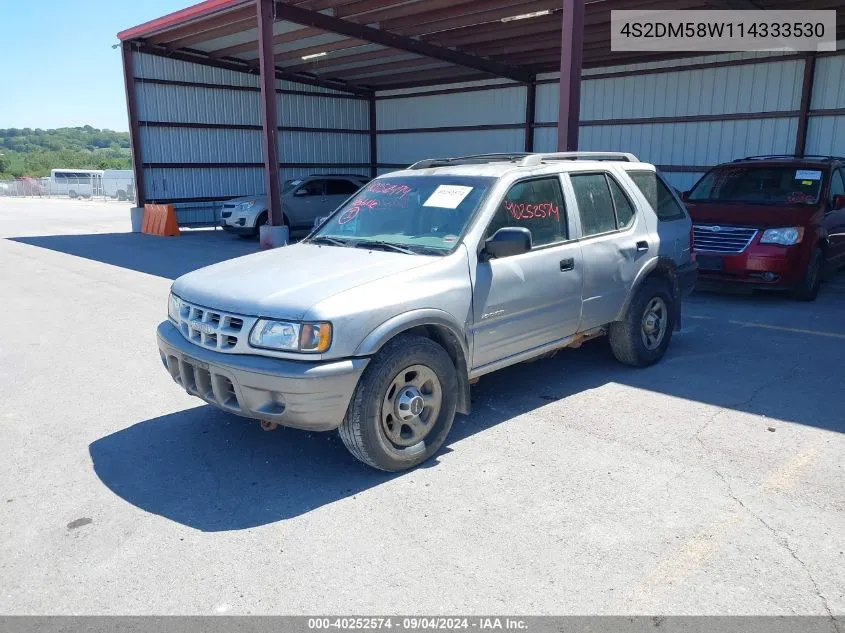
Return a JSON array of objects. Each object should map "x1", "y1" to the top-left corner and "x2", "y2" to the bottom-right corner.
[{"x1": 688, "y1": 165, "x2": 824, "y2": 205}]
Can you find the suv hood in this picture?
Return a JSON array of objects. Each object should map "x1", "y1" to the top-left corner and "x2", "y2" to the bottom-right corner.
[
  {"x1": 224, "y1": 194, "x2": 267, "y2": 206},
  {"x1": 171, "y1": 243, "x2": 436, "y2": 319},
  {"x1": 685, "y1": 201, "x2": 816, "y2": 227}
]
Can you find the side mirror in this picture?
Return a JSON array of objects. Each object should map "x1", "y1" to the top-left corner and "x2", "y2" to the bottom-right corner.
[
  {"x1": 482, "y1": 227, "x2": 532, "y2": 260},
  {"x1": 833, "y1": 194, "x2": 845, "y2": 211},
  {"x1": 680, "y1": 190, "x2": 690, "y2": 201}
]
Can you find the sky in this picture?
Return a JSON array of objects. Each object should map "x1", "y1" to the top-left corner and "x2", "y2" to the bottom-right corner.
[{"x1": 0, "y1": 0, "x2": 191, "y2": 132}]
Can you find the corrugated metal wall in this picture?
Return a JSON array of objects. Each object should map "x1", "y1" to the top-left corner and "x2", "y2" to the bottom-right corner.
[
  {"x1": 375, "y1": 83, "x2": 526, "y2": 167},
  {"x1": 534, "y1": 53, "x2": 805, "y2": 189},
  {"x1": 806, "y1": 55, "x2": 845, "y2": 157},
  {"x1": 131, "y1": 52, "x2": 369, "y2": 224}
]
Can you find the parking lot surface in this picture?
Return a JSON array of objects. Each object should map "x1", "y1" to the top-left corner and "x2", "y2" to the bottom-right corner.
[{"x1": 1, "y1": 199, "x2": 843, "y2": 615}]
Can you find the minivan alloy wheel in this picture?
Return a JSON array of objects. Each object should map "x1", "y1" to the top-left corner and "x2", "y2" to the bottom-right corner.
[
  {"x1": 381, "y1": 365, "x2": 442, "y2": 447},
  {"x1": 641, "y1": 296, "x2": 668, "y2": 351}
]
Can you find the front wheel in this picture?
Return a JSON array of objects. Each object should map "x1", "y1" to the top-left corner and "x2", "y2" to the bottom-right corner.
[
  {"x1": 792, "y1": 247, "x2": 823, "y2": 302},
  {"x1": 609, "y1": 278, "x2": 675, "y2": 367},
  {"x1": 339, "y1": 334, "x2": 457, "y2": 471}
]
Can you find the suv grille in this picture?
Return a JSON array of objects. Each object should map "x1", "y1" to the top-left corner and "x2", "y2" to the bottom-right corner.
[
  {"x1": 173, "y1": 299, "x2": 250, "y2": 352},
  {"x1": 693, "y1": 225, "x2": 758, "y2": 254}
]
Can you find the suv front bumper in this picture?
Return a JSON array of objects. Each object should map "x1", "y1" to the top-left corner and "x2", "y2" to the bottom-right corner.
[{"x1": 156, "y1": 321, "x2": 368, "y2": 431}]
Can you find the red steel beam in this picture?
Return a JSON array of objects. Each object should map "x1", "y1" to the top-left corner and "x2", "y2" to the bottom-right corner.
[
  {"x1": 390, "y1": 0, "x2": 559, "y2": 35},
  {"x1": 257, "y1": 0, "x2": 283, "y2": 226},
  {"x1": 165, "y1": 16, "x2": 256, "y2": 50},
  {"x1": 146, "y1": 5, "x2": 254, "y2": 44},
  {"x1": 274, "y1": 37, "x2": 369, "y2": 62},
  {"x1": 332, "y1": 57, "x2": 447, "y2": 79},
  {"x1": 211, "y1": 26, "x2": 324, "y2": 59},
  {"x1": 283, "y1": 47, "x2": 407, "y2": 71},
  {"x1": 557, "y1": 0, "x2": 584, "y2": 151},
  {"x1": 271, "y1": 1, "x2": 532, "y2": 81}
]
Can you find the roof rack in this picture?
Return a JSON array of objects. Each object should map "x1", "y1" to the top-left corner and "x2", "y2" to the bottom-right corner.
[
  {"x1": 520, "y1": 152, "x2": 639, "y2": 166},
  {"x1": 408, "y1": 154, "x2": 530, "y2": 170},
  {"x1": 734, "y1": 154, "x2": 845, "y2": 163},
  {"x1": 407, "y1": 151, "x2": 639, "y2": 170}
]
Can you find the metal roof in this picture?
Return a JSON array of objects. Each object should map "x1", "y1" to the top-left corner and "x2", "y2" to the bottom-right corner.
[{"x1": 118, "y1": 0, "x2": 845, "y2": 92}]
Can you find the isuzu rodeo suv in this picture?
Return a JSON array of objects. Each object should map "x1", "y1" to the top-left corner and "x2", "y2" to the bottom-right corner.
[{"x1": 157, "y1": 152, "x2": 697, "y2": 471}]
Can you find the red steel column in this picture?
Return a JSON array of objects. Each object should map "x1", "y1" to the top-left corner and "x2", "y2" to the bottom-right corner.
[
  {"x1": 794, "y1": 53, "x2": 816, "y2": 157},
  {"x1": 556, "y1": 0, "x2": 585, "y2": 151},
  {"x1": 257, "y1": 0, "x2": 283, "y2": 225}
]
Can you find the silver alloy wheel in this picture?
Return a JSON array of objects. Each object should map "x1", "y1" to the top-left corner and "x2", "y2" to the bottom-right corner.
[
  {"x1": 640, "y1": 296, "x2": 668, "y2": 351},
  {"x1": 381, "y1": 364, "x2": 443, "y2": 448}
]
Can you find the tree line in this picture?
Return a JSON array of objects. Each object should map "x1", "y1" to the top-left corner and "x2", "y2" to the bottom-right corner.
[{"x1": 0, "y1": 126, "x2": 132, "y2": 179}]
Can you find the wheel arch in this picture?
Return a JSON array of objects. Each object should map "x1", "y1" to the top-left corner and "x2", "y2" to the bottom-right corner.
[
  {"x1": 355, "y1": 310, "x2": 472, "y2": 415},
  {"x1": 616, "y1": 257, "x2": 682, "y2": 329}
]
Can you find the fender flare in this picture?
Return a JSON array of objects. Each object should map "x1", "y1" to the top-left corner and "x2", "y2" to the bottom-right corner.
[
  {"x1": 616, "y1": 257, "x2": 681, "y2": 326},
  {"x1": 355, "y1": 309, "x2": 472, "y2": 415}
]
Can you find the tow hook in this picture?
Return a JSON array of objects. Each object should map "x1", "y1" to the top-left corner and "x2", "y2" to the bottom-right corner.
[{"x1": 259, "y1": 420, "x2": 278, "y2": 432}]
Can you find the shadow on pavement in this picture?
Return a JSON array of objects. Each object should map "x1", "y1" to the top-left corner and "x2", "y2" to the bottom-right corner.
[
  {"x1": 89, "y1": 298, "x2": 845, "y2": 531},
  {"x1": 8, "y1": 231, "x2": 261, "y2": 280}
]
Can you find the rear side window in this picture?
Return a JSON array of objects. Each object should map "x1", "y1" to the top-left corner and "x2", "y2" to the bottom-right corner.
[
  {"x1": 628, "y1": 171, "x2": 686, "y2": 221},
  {"x1": 486, "y1": 177, "x2": 567, "y2": 248},
  {"x1": 607, "y1": 176, "x2": 635, "y2": 228},
  {"x1": 327, "y1": 179, "x2": 361, "y2": 195},
  {"x1": 570, "y1": 173, "x2": 629, "y2": 237}
]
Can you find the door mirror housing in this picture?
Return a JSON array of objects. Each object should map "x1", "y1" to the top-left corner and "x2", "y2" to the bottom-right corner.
[
  {"x1": 680, "y1": 190, "x2": 690, "y2": 201},
  {"x1": 482, "y1": 227, "x2": 532, "y2": 260},
  {"x1": 833, "y1": 194, "x2": 845, "y2": 211}
]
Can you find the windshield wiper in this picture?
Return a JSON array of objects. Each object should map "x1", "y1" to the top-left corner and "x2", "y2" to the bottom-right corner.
[
  {"x1": 352, "y1": 240, "x2": 417, "y2": 255},
  {"x1": 309, "y1": 236, "x2": 350, "y2": 247}
]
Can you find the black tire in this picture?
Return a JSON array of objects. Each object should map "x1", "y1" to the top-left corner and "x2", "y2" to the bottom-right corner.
[
  {"x1": 68, "y1": 190, "x2": 78, "y2": 199},
  {"x1": 791, "y1": 247, "x2": 823, "y2": 302},
  {"x1": 239, "y1": 211, "x2": 270, "y2": 239},
  {"x1": 339, "y1": 334, "x2": 458, "y2": 471},
  {"x1": 609, "y1": 278, "x2": 675, "y2": 367}
]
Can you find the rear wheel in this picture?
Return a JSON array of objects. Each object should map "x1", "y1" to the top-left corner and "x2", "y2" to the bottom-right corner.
[
  {"x1": 609, "y1": 278, "x2": 675, "y2": 367},
  {"x1": 339, "y1": 334, "x2": 457, "y2": 471},
  {"x1": 792, "y1": 247, "x2": 823, "y2": 302},
  {"x1": 117, "y1": 189, "x2": 127, "y2": 201}
]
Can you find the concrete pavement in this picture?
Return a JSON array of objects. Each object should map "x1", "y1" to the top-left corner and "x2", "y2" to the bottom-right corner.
[{"x1": 0, "y1": 199, "x2": 842, "y2": 615}]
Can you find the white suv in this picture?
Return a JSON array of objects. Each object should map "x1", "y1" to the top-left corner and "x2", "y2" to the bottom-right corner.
[{"x1": 221, "y1": 174, "x2": 370, "y2": 237}]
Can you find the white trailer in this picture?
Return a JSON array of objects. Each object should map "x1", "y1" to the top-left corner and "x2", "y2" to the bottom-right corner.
[
  {"x1": 50, "y1": 169, "x2": 104, "y2": 198},
  {"x1": 102, "y1": 169, "x2": 135, "y2": 201}
]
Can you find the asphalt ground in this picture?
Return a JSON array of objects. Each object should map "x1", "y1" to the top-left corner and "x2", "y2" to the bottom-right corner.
[{"x1": 0, "y1": 198, "x2": 842, "y2": 615}]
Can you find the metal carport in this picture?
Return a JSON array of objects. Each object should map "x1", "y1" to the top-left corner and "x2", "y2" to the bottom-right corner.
[{"x1": 117, "y1": 0, "x2": 845, "y2": 226}]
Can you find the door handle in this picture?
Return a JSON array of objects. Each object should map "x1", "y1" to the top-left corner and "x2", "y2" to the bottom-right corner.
[
  {"x1": 560, "y1": 258, "x2": 575, "y2": 272},
  {"x1": 636, "y1": 241, "x2": 649, "y2": 251}
]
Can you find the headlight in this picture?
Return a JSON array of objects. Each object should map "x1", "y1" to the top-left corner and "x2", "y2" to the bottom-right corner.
[
  {"x1": 236, "y1": 200, "x2": 256, "y2": 212},
  {"x1": 760, "y1": 227, "x2": 804, "y2": 246},
  {"x1": 249, "y1": 319, "x2": 332, "y2": 353},
  {"x1": 168, "y1": 292, "x2": 182, "y2": 322}
]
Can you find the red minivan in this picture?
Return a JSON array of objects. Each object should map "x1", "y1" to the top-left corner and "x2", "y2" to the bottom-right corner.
[{"x1": 683, "y1": 155, "x2": 845, "y2": 301}]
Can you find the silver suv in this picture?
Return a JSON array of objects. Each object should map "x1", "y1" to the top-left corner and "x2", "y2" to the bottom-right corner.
[{"x1": 158, "y1": 152, "x2": 697, "y2": 471}]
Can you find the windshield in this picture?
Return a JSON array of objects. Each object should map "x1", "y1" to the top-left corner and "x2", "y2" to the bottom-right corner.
[
  {"x1": 310, "y1": 175, "x2": 495, "y2": 252},
  {"x1": 282, "y1": 179, "x2": 303, "y2": 194},
  {"x1": 688, "y1": 165, "x2": 825, "y2": 205}
]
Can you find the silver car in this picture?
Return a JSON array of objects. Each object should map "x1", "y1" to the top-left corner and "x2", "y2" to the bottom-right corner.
[
  {"x1": 158, "y1": 152, "x2": 697, "y2": 471},
  {"x1": 220, "y1": 174, "x2": 370, "y2": 237}
]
